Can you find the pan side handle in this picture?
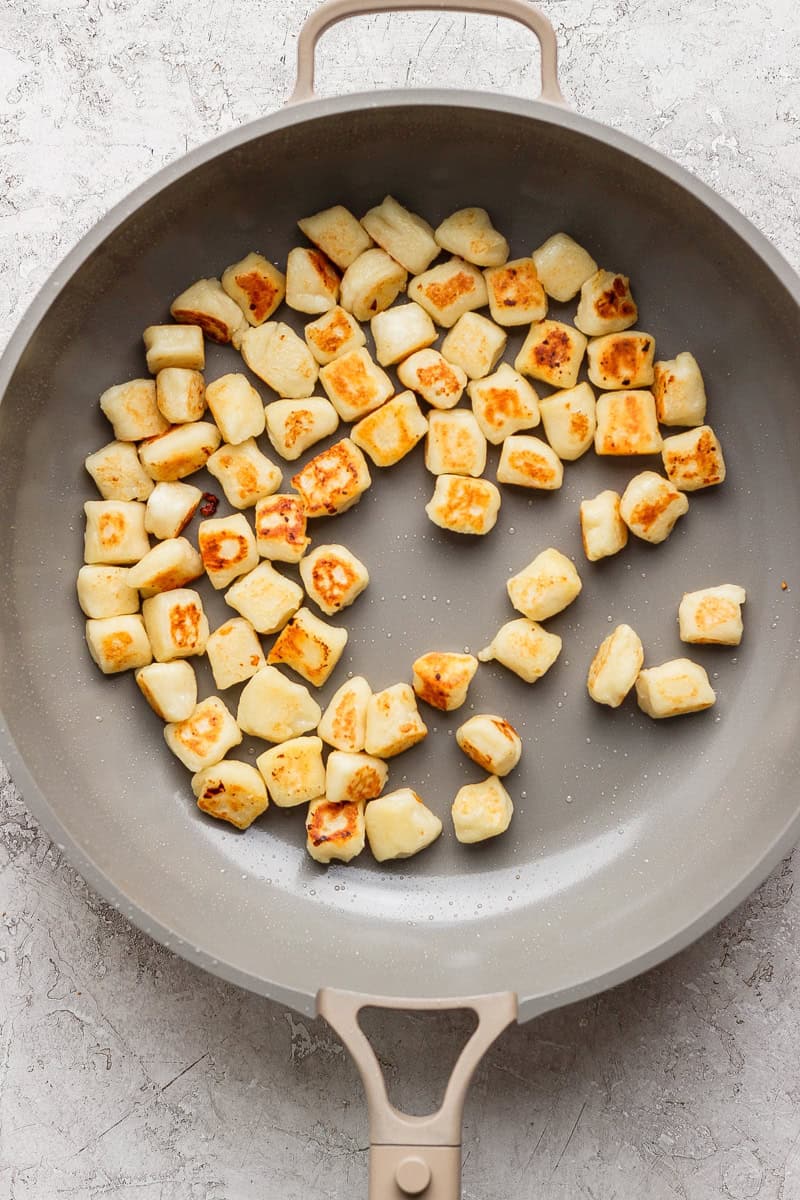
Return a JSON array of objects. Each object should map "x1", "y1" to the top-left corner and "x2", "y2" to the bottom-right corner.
[
  {"x1": 289, "y1": 0, "x2": 567, "y2": 106},
  {"x1": 317, "y1": 988, "x2": 517, "y2": 1199}
]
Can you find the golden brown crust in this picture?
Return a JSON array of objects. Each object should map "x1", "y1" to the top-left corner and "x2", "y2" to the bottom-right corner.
[
  {"x1": 594, "y1": 275, "x2": 637, "y2": 323},
  {"x1": 506, "y1": 448, "x2": 559, "y2": 486},
  {"x1": 198, "y1": 529, "x2": 252, "y2": 571},
  {"x1": 171, "y1": 307, "x2": 230, "y2": 344},
  {"x1": 423, "y1": 271, "x2": 478, "y2": 309},
  {"x1": 234, "y1": 270, "x2": 279, "y2": 322},
  {"x1": 307, "y1": 799, "x2": 361, "y2": 848}
]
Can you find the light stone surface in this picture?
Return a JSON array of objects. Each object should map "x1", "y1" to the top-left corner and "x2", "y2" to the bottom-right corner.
[{"x1": 1, "y1": 2, "x2": 799, "y2": 1196}]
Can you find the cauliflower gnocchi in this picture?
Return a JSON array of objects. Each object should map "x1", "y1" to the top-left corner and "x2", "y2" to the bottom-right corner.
[
  {"x1": 205, "y1": 373, "x2": 266, "y2": 445},
  {"x1": 360, "y1": 195, "x2": 439, "y2": 275},
  {"x1": 299, "y1": 544, "x2": 369, "y2": 615},
  {"x1": 100, "y1": 379, "x2": 168, "y2": 442},
  {"x1": 594, "y1": 390, "x2": 663, "y2": 456},
  {"x1": 371, "y1": 302, "x2": 437, "y2": 365},
  {"x1": 198, "y1": 512, "x2": 259, "y2": 590},
  {"x1": 468, "y1": 364, "x2": 540, "y2": 444},
  {"x1": 452, "y1": 776, "x2": 513, "y2": 844},
  {"x1": 143, "y1": 324, "x2": 204, "y2": 373},
  {"x1": 515, "y1": 320, "x2": 587, "y2": 390},
  {"x1": 291, "y1": 438, "x2": 372, "y2": 518},
  {"x1": 318, "y1": 676, "x2": 372, "y2": 753},
  {"x1": 456, "y1": 714, "x2": 521, "y2": 777},
  {"x1": 221, "y1": 251, "x2": 286, "y2": 325},
  {"x1": 654, "y1": 352, "x2": 707, "y2": 426},
  {"x1": 254, "y1": 494, "x2": 310, "y2": 563},
  {"x1": 192, "y1": 761, "x2": 268, "y2": 830},
  {"x1": 339, "y1": 249, "x2": 408, "y2": 322},
  {"x1": 661, "y1": 425, "x2": 726, "y2": 491},
  {"x1": 587, "y1": 624, "x2": 644, "y2": 708},
  {"x1": 635, "y1": 659, "x2": 717, "y2": 719},
  {"x1": 351, "y1": 390, "x2": 428, "y2": 468},
  {"x1": 412, "y1": 651, "x2": 478, "y2": 712},
  {"x1": 579, "y1": 489, "x2": 628, "y2": 561},
  {"x1": 298, "y1": 205, "x2": 373, "y2": 271},
  {"x1": 77, "y1": 565, "x2": 139, "y2": 619},
  {"x1": 285, "y1": 247, "x2": 340, "y2": 314},
  {"x1": 256, "y1": 736, "x2": 326, "y2": 807},
  {"x1": 434, "y1": 207, "x2": 509, "y2": 267},
  {"x1": 507, "y1": 547, "x2": 582, "y2": 621},
  {"x1": 85, "y1": 614, "x2": 152, "y2": 674},
  {"x1": 135, "y1": 660, "x2": 197, "y2": 722},
  {"x1": 170, "y1": 278, "x2": 246, "y2": 344},
  {"x1": 156, "y1": 368, "x2": 206, "y2": 424},
  {"x1": 425, "y1": 475, "x2": 501, "y2": 535},
  {"x1": 237, "y1": 666, "x2": 321, "y2": 743},
  {"x1": 265, "y1": 397, "x2": 340, "y2": 462},
  {"x1": 531, "y1": 232, "x2": 597, "y2": 302},
  {"x1": 326, "y1": 750, "x2": 388, "y2": 805},
  {"x1": 164, "y1": 696, "x2": 242, "y2": 771},
  {"x1": 127, "y1": 537, "x2": 203, "y2": 595},
  {"x1": 224, "y1": 560, "x2": 303, "y2": 633},
  {"x1": 85, "y1": 441, "x2": 155, "y2": 502},
  {"x1": 441, "y1": 312, "x2": 507, "y2": 380},
  {"x1": 425, "y1": 410, "x2": 487, "y2": 477},
  {"x1": 478, "y1": 619, "x2": 562, "y2": 684},
  {"x1": 144, "y1": 481, "x2": 202, "y2": 540},
  {"x1": 238, "y1": 322, "x2": 319, "y2": 398},
  {"x1": 206, "y1": 439, "x2": 283, "y2": 509},
  {"x1": 365, "y1": 788, "x2": 442, "y2": 862},
  {"x1": 575, "y1": 270, "x2": 638, "y2": 336},
  {"x1": 678, "y1": 584, "x2": 746, "y2": 645},
  {"x1": 587, "y1": 331, "x2": 655, "y2": 391},
  {"x1": 319, "y1": 347, "x2": 394, "y2": 422},
  {"x1": 620, "y1": 471, "x2": 689, "y2": 544},
  {"x1": 496, "y1": 436, "x2": 563, "y2": 490},
  {"x1": 365, "y1": 684, "x2": 428, "y2": 758},
  {"x1": 267, "y1": 606, "x2": 348, "y2": 687},
  {"x1": 84, "y1": 500, "x2": 149, "y2": 565},
  {"x1": 306, "y1": 797, "x2": 366, "y2": 864},
  {"x1": 304, "y1": 306, "x2": 367, "y2": 365},
  {"x1": 408, "y1": 257, "x2": 488, "y2": 327},
  {"x1": 206, "y1": 617, "x2": 266, "y2": 689},
  {"x1": 138, "y1": 422, "x2": 221, "y2": 482},
  {"x1": 142, "y1": 587, "x2": 209, "y2": 662},
  {"x1": 537, "y1": 382, "x2": 596, "y2": 461},
  {"x1": 484, "y1": 258, "x2": 547, "y2": 326},
  {"x1": 397, "y1": 349, "x2": 467, "y2": 410}
]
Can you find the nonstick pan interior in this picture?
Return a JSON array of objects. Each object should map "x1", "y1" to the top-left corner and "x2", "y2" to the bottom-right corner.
[{"x1": 1, "y1": 94, "x2": 799, "y2": 1018}]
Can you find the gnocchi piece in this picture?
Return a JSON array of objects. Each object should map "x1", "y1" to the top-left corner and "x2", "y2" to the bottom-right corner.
[
  {"x1": 256, "y1": 735, "x2": 326, "y2": 807},
  {"x1": 411, "y1": 651, "x2": 478, "y2": 712},
  {"x1": 285, "y1": 247, "x2": 341, "y2": 314},
  {"x1": 164, "y1": 696, "x2": 242, "y2": 771},
  {"x1": 318, "y1": 675, "x2": 372, "y2": 752},
  {"x1": 365, "y1": 788, "x2": 442, "y2": 862},
  {"x1": 237, "y1": 666, "x2": 321, "y2": 743},
  {"x1": 85, "y1": 614, "x2": 152, "y2": 674},
  {"x1": 143, "y1": 324, "x2": 205, "y2": 373},
  {"x1": 408, "y1": 257, "x2": 489, "y2": 327},
  {"x1": 298, "y1": 205, "x2": 374, "y2": 271},
  {"x1": 144, "y1": 481, "x2": 202, "y2": 540},
  {"x1": 452, "y1": 775, "x2": 513, "y2": 844},
  {"x1": 135, "y1": 660, "x2": 197, "y2": 722},
  {"x1": 619, "y1": 471, "x2": 689, "y2": 544},
  {"x1": 456, "y1": 714, "x2": 521, "y2": 777},
  {"x1": 192, "y1": 761, "x2": 268, "y2": 829},
  {"x1": 661, "y1": 425, "x2": 726, "y2": 491},
  {"x1": 84, "y1": 500, "x2": 149, "y2": 565},
  {"x1": 265, "y1": 397, "x2": 340, "y2": 461},
  {"x1": 484, "y1": 257, "x2": 547, "y2": 327},
  {"x1": 594, "y1": 390, "x2": 663, "y2": 456},
  {"x1": 678, "y1": 584, "x2": 746, "y2": 646},
  {"x1": 76, "y1": 565, "x2": 139, "y2": 619},
  {"x1": 254, "y1": 494, "x2": 310, "y2": 563},
  {"x1": 425, "y1": 475, "x2": 501, "y2": 535},
  {"x1": 370, "y1": 302, "x2": 437, "y2": 365},
  {"x1": 267, "y1": 605, "x2": 348, "y2": 688},
  {"x1": 496, "y1": 435, "x2": 563, "y2": 490},
  {"x1": 237, "y1": 322, "x2": 319, "y2": 399},
  {"x1": 360, "y1": 195, "x2": 439, "y2": 275},
  {"x1": 155, "y1": 368, "x2": 206, "y2": 424},
  {"x1": 198, "y1": 513, "x2": 259, "y2": 590},
  {"x1": 85, "y1": 441, "x2": 155, "y2": 501},
  {"x1": 291, "y1": 438, "x2": 372, "y2": 518},
  {"x1": 351, "y1": 390, "x2": 428, "y2": 468},
  {"x1": 440, "y1": 312, "x2": 507, "y2": 380},
  {"x1": 99, "y1": 379, "x2": 168, "y2": 442},
  {"x1": 653, "y1": 352, "x2": 707, "y2": 427},
  {"x1": 339, "y1": 249, "x2": 408, "y2": 322},
  {"x1": 574, "y1": 270, "x2": 638, "y2": 336},
  {"x1": 205, "y1": 373, "x2": 266, "y2": 444},
  {"x1": 319, "y1": 347, "x2": 394, "y2": 422},
  {"x1": 468, "y1": 364, "x2": 540, "y2": 445},
  {"x1": 579, "y1": 489, "x2": 628, "y2": 561},
  {"x1": 397, "y1": 349, "x2": 467, "y2": 410},
  {"x1": 170, "y1": 278, "x2": 246, "y2": 344},
  {"x1": 507, "y1": 547, "x2": 582, "y2": 621},
  {"x1": 537, "y1": 382, "x2": 596, "y2": 461},
  {"x1": 206, "y1": 617, "x2": 266, "y2": 689},
  {"x1": 635, "y1": 659, "x2": 717, "y2": 719},
  {"x1": 141, "y1": 587, "x2": 209, "y2": 662},
  {"x1": 425, "y1": 410, "x2": 487, "y2": 478},
  {"x1": 306, "y1": 797, "x2": 366, "y2": 864},
  {"x1": 304, "y1": 306, "x2": 367, "y2": 365},
  {"x1": 224, "y1": 561, "x2": 303, "y2": 633},
  {"x1": 206, "y1": 439, "x2": 283, "y2": 509},
  {"x1": 221, "y1": 251, "x2": 286, "y2": 325},
  {"x1": 138, "y1": 422, "x2": 221, "y2": 482},
  {"x1": 531, "y1": 232, "x2": 598, "y2": 303},
  {"x1": 325, "y1": 750, "x2": 388, "y2": 805},
  {"x1": 365, "y1": 684, "x2": 428, "y2": 758},
  {"x1": 514, "y1": 320, "x2": 587, "y2": 389},
  {"x1": 478, "y1": 619, "x2": 562, "y2": 684},
  {"x1": 434, "y1": 207, "x2": 509, "y2": 267},
  {"x1": 299, "y1": 544, "x2": 369, "y2": 615},
  {"x1": 127, "y1": 537, "x2": 203, "y2": 595},
  {"x1": 587, "y1": 331, "x2": 655, "y2": 391},
  {"x1": 587, "y1": 624, "x2": 644, "y2": 708}
]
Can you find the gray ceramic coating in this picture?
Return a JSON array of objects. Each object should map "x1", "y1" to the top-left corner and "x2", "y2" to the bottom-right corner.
[{"x1": 0, "y1": 91, "x2": 798, "y2": 1023}]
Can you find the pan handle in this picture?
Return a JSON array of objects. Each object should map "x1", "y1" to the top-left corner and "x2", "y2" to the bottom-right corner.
[
  {"x1": 317, "y1": 988, "x2": 517, "y2": 1198},
  {"x1": 289, "y1": 0, "x2": 567, "y2": 106}
]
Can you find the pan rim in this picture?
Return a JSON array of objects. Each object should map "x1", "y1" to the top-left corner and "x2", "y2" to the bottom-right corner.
[{"x1": 1, "y1": 87, "x2": 799, "y2": 1022}]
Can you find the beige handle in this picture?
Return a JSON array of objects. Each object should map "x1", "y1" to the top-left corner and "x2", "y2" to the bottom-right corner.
[
  {"x1": 318, "y1": 989, "x2": 517, "y2": 1198},
  {"x1": 289, "y1": 0, "x2": 567, "y2": 106}
]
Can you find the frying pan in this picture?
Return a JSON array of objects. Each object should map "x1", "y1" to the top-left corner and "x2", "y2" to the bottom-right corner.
[{"x1": 1, "y1": 0, "x2": 799, "y2": 1194}]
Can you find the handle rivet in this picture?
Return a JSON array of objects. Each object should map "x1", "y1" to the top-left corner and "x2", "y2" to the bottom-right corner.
[{"x1": 395, "y1": 1155, "x2": 432, "y2": 1195}]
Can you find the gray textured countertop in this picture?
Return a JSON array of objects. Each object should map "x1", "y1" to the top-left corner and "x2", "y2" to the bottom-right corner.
[{"x1": 2, "y1": 2, "x2": 800, "y2": 1197}]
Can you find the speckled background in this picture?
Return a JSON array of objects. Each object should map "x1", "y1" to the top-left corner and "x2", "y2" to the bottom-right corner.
[{"x1": 1, "y1": 2, "x2": 799, "y2": 1197}]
